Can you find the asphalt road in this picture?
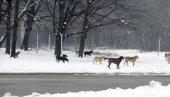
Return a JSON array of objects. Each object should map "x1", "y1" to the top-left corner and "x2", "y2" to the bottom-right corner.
[{"x1": 0, "y1": 74, "x2": 170, "y2": 96}]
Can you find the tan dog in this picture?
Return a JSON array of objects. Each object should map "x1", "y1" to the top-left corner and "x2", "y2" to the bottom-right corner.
[
  {"x1": 165, "y1": 53, "x2": 170, "y2": 64},
  {"x1": 124, "y1": 55, "x2": 139, "y2": 66},
  {"x1": 93, "y1": 56, "x2": 106, "y2": 64}
]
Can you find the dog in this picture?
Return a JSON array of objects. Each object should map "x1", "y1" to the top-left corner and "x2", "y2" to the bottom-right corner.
[
  {"x1": 124, "y1": 55, "x2": 139, "y2": 66},
  {"x1": 165, "y1": 53, "x2": 170, "y2": 64},
  {"x1": 84, "y1": 50, "x2": 93, "y2": 57},
  {"x1": 104, "y1": 56, "x2": 124, "y2": 69},
  {"x1": 93, "y1": 56, "x2": 106, "y2": 64},
  {"x1": 56, "y1": 54, "x2": 69, "y2": 63},
  {"x1": 75, "y1": 51, "x2": 79, "y2": 57},
  {"x1": 15, "y1": 51, "x2": 20, "y2": 58},
  {"x1": 63, "y1": 54, "x2": 67, "y2": 58}
]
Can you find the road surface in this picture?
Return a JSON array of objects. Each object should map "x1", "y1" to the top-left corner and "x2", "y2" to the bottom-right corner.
[{"x1": 0, "y1": 74, "x2": 170, "y2": 96}]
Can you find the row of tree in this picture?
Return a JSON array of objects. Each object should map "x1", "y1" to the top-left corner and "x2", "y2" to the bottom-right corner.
[
  {"x1": 0, "y1": 0, "x2": 137, "y2": 58},
  {"x1": 0, "y1": 0, "x2": 170, "y2": 58}
]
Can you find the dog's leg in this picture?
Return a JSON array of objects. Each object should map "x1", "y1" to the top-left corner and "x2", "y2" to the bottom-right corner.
[
  {"x1": 124, "y1": 61, "x2": 126, "y2": 65},
  {"x1": 108, "y1": 61, "x2": 111, "y2": 69},
  {"x1": 126, "y1": 61, "x2": 129, "y2": 66},
  {"x1": 133, "y1": 62, "x2": 135, "y2": 66},
  {"x1": 100, "y1": 60, "x2": 102, "y2": 64},
  {"x1": 117, "y1": 64, "x2": 120, "y2": 69},
  {"x1": 108, "y1": 64, "x2": 111, "y2": 69}
]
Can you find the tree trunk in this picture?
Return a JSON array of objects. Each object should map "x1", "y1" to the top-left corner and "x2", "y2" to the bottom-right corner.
[
  {"x1": 5, "y1": 0, "x2": 12, "y2": 54},
  {"x1": 55, "y1": 34, "x2": 61, "y2": 57},
  {"x1": 22, "y1": 0, "x2": 36, "y2": 50},
  {"x1": 139, "y1": 36, "x2": 144, "y2": 51},
  {"x1": 11, "y1": 0, "x2": 19, "y2": 58},
  {"x1": 78, "y1": 34, "x2": 86, "y2": 57},
  {"x1": 0, "y1": 34, "x2": 7, "y2": 48},
  {"x1": 0, "y1": 0, "x2": 3, "y2": 24},
  {"x1": 22, "y1": 15, "x2": 34, "y2": 50},
  {"x1": 54, "y1": 0, "x2": 66, "y2": 57},
  {"x1": 78, "y1": 0, "x2": 91, "y2": 57}
]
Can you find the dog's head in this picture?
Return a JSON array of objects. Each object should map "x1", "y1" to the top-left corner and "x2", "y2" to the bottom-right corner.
[
  {"x1": 104, "y1": 57, "x2": 108, "y2": 60},
  {"x1": 63, "y1": 54, "x2": 67, "y2": 58},
  {"x1": 165, "y1": 53, "x2": 170, "y2": 57},
  {"x1": 119, "y1": 56, "x2": 124, "y2": 60},
  {"x1": 16, "y1": 51, "x2": 20, "y2": 54},
  {"x1": 134, "y1": 55, "x2": 139, "y2": 59}
]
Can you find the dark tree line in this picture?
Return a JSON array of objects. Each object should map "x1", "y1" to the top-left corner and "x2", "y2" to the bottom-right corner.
[
  {"x1": 0, "y1": 0, "x2": 170, "y2": 59},
  {"x1": 0, "y1": 0, "x2": 40, "y2": 57}
]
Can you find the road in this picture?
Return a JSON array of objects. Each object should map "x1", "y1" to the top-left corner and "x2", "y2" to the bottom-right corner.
[{"x1": 0, "y1": 74, "x2": 170, "y2": 96}]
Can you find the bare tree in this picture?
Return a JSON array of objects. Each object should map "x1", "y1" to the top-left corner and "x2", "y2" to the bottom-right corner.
[
  {"x1": 51, "y1": 0, "x2": 82, "y2": 57},
  {"x1": 10, "y1": 0, "x2": 20, "y2": 58},
  {"x1": 5, "y1": 0, "x2": 12, "y2": 54},
  {"x1": 77, "y1": 0, "x2": 121, "y2": 57},
  {"x1": 0, "y1": 0, "x2": 40, "y2": 49},
  {"x1": 0, "y1": 0, "x2": 3, "y2": 24},
  {"x1": 21, "y1": 0, "x2": 41, "y2": 50}
]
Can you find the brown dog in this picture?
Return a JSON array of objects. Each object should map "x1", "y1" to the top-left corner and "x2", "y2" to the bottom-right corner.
[
  {"x1": 93, "y1": 56, "x2": 106, "y2": 64},
  {"x1": 165, "y1": 53, "x2": 170, "y2": 64},
  {"x1": 124, "y1": 55, "x2": 138, "y2": 66}
]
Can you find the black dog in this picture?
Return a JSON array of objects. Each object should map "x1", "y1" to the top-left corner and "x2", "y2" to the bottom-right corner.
[
  {"x1": 56, "y1": 54, "x2": 69, "y2": 63},
  {"x1": 15, "y1": 51, "x2": 20, "y2": 58},
  {"x1": 63, "y1": 54, "x2": 67, "y2": 58},
  {"x1": 84, "y1": 50, "x2": 93, "y2": 57},
  {"x1": 104, "y1": 56, "x2": 124, "y2": 69},
  {"x1": 75, "y1": 51, "x2": 79, "y2": 56}
]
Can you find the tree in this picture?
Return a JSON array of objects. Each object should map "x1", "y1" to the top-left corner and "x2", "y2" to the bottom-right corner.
[
  {"x1": 0, "y1": 0, "x2": 3, "y2": 24},
  {"x1": 10, "y1": 0, "x2": 20, "y2": 58},
  {"x1": 5, "y1": 0, "x2": 12, "y2": 54},
  {"x1": 0, "y1": 0, "x2": 40, "y2": 49},
  {"x1": 77, "y1": 0, "x2": 120, "y2": 57},
  {"x1": 21, "y1": 0, "x2": 40, "y2": 50},
  {"x1": 51, "y1": 0, "x2": 82, "y2": 57}
]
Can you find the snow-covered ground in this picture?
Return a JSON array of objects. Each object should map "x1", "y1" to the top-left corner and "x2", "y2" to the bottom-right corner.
[
  {"x1": 0, "y1": 49, "x2": 169, "y2": 74},
  {"x1": 3, "y1": 81, "x2": 170, "y2": 97},
  {"x1": 1, "y1": 49, "x2": 170, "y2": 97}
]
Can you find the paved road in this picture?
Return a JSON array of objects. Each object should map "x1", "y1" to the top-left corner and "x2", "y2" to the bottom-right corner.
[{"x1": 0, "y1": 74, "x2": 170, "y2": 96}]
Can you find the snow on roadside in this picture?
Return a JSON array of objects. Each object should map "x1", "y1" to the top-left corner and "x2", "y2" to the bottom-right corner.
[
  {"x1": 3, "y1": 81, "x2": 170, "y2": 97},
  {"x1": 0, "y1": 49, "x2": 170, "y2": 74}
]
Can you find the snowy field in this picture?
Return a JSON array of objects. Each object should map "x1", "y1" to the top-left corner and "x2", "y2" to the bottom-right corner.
[
  {"x1": 0, "y1": 49, "x2": 169, "y2": 75},
  {"x1": 1, "y1": 49, "x2": 170, "y2": 97},
  {"x1": 3, "y1": 81, "x2": 170, "y2": 97}
]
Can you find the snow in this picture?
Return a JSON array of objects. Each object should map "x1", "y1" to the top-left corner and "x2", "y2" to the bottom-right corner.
[
  {"x1": 3, "y1": 81, "x2": 170, "y2": 97},
  {"x1": 1, "y1": 49, "x2": 170, "y2": 97},
  {"x1": 0, "y1": 49, "x2": 169, "y2": 74}
]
